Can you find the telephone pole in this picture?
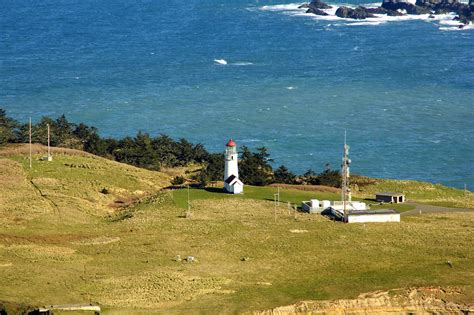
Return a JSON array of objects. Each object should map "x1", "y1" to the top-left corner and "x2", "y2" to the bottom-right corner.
[
  {"x1": 29, "y1": 117, "x2": 32, "y2": 169},
  {"x1": 47, "y1": 123, "x2": 52, "y2": 161}
]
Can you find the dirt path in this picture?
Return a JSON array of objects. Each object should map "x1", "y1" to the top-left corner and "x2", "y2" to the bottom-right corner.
[{"x1": 402, "y1": 202, "x2": 474, "y2": 216}]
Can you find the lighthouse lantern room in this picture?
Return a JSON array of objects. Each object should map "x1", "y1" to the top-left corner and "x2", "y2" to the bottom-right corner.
[{"x1": 224, "y1": 139, "x2": 244, "y2": 194}]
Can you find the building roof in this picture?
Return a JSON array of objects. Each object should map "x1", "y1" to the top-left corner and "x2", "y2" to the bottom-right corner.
[
  {"x1": 225, "y1": 174, "x2": 243, "y2": 186},
  {"x1": 230, "y1": 178, "x2": 243, "y2": 186},
  {"x1": 226, "y1": 139, "x2": 236, "y2": 147},
  {"x1": 376, "y1": 192, "x2": 405, "y2": 197},
  {"x1": 225, "y1": 174, "x2": 236, "y2": 184},
  {"x1": 348, "y1": 209, "x2": 399, "y2": 215}
]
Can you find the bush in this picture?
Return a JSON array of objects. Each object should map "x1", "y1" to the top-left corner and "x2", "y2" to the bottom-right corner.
[
  {"x1": 274, "y1": 165, "x2": 296, "y2": 184},
  {"x1": 239, "y1": 146, "x2": 274, "y2": 186},
  {"x1": 171, "y1": 176, "x2": 185, "y2": 185},
  {"x1": 316, "y1": 169, "x2": 341, "y2": 188}
]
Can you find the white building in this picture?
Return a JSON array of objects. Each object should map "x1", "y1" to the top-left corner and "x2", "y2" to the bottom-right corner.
[
  {"x1": 346, "y1": 210, "x2": 400, "y2": 223},
  {"x1": 301, "y1": 199, "x2": 400, "y2": 223},
  {"x1": 301, "y1": 200, "x2": 368, "y2": 214},
  {"x1": 224, "y1": 139, "x2": 243, "y2": 194},
  {"x1": 300, "y1": 135, "x2": 399, "y2": 223}
]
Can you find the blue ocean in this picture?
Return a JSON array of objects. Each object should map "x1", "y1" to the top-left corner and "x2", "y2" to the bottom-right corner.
[{"x1": 1, "y1": 0, "x2": 473, "y2": 188}]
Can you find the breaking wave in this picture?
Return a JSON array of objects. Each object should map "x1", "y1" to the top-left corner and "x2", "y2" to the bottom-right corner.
[
  {"x1": 232, "y1": 62, "x2": 254, "y2": 66},
  {"x1": 258, "y1": 2, "x2": 471, "y2": 30},
  {"x1": 214, "y1": 59, "x2": 254, "y2": 66}
]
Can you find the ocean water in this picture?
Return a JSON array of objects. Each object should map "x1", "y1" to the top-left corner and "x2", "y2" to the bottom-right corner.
[{"x1": 1, "y1": 0, "x2": 473, "y2": 189}]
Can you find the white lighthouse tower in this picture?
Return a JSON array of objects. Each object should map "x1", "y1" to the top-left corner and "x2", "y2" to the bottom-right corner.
[{"x1": 224, "y1": 139, "x2": 243, "y2": 194}]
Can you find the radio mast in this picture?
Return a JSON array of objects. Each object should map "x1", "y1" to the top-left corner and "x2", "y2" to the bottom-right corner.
[{"x1": 341, "y1": 131, "x2": 351, "y2": 223}]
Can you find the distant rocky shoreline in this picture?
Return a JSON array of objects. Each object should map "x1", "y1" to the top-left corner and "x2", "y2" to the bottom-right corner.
[{"x1": 299, "y1": 0, "x2": 474, "y2": 27}]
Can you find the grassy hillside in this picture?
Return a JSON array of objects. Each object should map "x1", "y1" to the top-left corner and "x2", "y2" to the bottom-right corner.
[
  {"x1": 356, "y1": 178, "x2": 474, "y2": 209},
  {"x1": 0, "y1": 144, "x2": 170, "y2": 226},
  {"x1": 0, "y1": 145, "x2": 473, "y2": 314}
]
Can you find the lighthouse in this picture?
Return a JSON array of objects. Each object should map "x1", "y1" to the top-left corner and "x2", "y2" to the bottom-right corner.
[{"x1": 224, "y1": 139, "x2": 244, "y2": 194}]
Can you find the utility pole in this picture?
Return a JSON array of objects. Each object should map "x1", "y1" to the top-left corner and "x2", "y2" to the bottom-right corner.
[
  {"x1": 341, "y1": 130, "x2": 351, "y2": 223},
  {"x1": 185, "y1": 184, "x2": 192, "y2": 218},
  {"x1": 47, "y1": 123, "x2": 52, "y2": 161},
  {"x1": 273, "y1": 194, "x2": 277, "y2": 222},
  {"x1": 187, "y1": 185, "x2": 190, "y2": 213},
  {"x1": 277, "y1": 186, "x2": 280, "y2": 206},
  {"x1": 29, "y1": 117, "x2": 32, "y2": 169}
]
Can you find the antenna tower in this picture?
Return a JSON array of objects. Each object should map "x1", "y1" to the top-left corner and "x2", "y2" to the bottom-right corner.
[{"x1": 341, "y1": 131, "x2": 351, "y2": 223}]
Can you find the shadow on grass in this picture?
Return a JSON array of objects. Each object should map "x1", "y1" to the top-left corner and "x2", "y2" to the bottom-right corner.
[
  {"x1": 321, "y1": 208, "x2": 343, "y2": 222},
  {"x1": 364, "y1": 198, "x2": 377, "y2": 202},
  {"x1": 204, "y1": 187, "x2": 226, "y2": 194},
  {"x1": 263, "y1": 197, "x2": 307, "y2": 212}
]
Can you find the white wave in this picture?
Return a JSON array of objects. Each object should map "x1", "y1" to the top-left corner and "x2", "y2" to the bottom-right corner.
[
  {"x1": 260, "y1": 3, "x2": 304, "y2": 11},
  {"x1": 439, "y1": 19, "x2": 462, "y2": 25},
  {"x1": 214, "y1": 59, "x2": 228, "y2": 65},
  {"x1": 440, "y1": 23, "x2": 474, "y2": 31},
  {"x1": 231, "y1": 62, "x2": 254, "y2": 66},
  {"x1": 258, "y1": 2, "x2": 465, "y2": 30},
  {"x1": 241, "y1": 138, "x2": 262, "y2": 142},
  {"x1": 286, "y1": 86, "x2": 297, "y2": 90},
  {"x1": 365, "y1": 2, "x2": 382, "y2": 7},
  {"x1": 347, "y1": 20, "x2": 387, "y2": 25}
]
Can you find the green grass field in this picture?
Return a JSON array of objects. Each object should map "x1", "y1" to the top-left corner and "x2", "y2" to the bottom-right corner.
[
  {"x1": 355, "y1": 177, "x2": 474, "y2": 209},
  {"x1": 1, "y1": 146, "x2": 473, "y2": 314},
  {"x1": 171, "y1": 185, "x2": 340, "y2": 209},
  {"x1": 171, "y1": 185, "x2": 417, "y2": 213}
]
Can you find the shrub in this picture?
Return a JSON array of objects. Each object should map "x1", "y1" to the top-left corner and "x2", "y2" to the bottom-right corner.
[{"x1": 171, "y1": 176, "x2": 185, "y2": 185}]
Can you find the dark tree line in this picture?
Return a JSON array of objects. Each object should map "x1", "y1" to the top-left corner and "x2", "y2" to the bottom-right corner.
[{"x1": 0, "y1": 109, "x2": 342, "y2": 187}]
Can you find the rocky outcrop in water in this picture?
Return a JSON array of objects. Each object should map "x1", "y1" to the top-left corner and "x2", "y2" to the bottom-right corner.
[
  {"x1": 300, "y1": 0, "x2": 474, "y2": 23},
  {"x1": 301, "y1": 0, "x2": 332, "y2": 16},
  {"x1": 307, "y1": 7, "x2": 329, "y2": 15},
  {"x1": 381, "y1": 0, "x2": 432, "y2": 14},
  {"x1": 299, "y1": 0, "x2": 332, "y2": 10},
  {"x1": 455, "y1": 0, "x2": 474, "y2": 23},
  {"x1": 336, "y1": 6, "x2": 376, "y2": 19},
  {"x1": 357, "y1": 0, "x2": 473, "y2": 22},
  {"x1": 416, "y1": 0, "x2": 466, "y2": 12}
]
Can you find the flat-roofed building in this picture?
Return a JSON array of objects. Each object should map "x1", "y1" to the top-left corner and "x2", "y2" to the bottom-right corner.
[{"x1": 376, "y1": 192, "x2": 406, "y2": 203}]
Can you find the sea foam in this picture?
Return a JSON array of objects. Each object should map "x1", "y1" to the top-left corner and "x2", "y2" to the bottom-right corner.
[
  {"x1": 232, "y1": 62, "x2": 254, "y2": 66},
  {"x1": 214, "y1": 59, "x2": 228, "y2": 65},
  {"x1": 259, "y1": 2, "x2": 469, "y2": 30}
]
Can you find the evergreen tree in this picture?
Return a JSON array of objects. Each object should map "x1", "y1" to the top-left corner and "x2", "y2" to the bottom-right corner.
[
  {"x1": 55, "y1": 114, "x2": 76, "y2": 146},
  {"x1": 199, "y1": 153, "x2": 224, "y2": 182},
  {"x1": 239, "y1": 146, "x2": 274, "y2": 186},
  {"x1": 32, "y1": 117, "x2": 57, "y2": 145},
  {"x1": 317, "y1": 168, "x2": 341, "y2": 188},
  {"x1": 0, "y1": 109, "x2": 19, "y2": 145},
  {"x1": 274, "y1": 165, "x2": 296, "y2": 184}
]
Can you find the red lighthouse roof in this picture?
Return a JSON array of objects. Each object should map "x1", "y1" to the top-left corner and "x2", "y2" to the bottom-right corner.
[{"x1": 226, "y1": 139, "x2": 236, "y2": 147}]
